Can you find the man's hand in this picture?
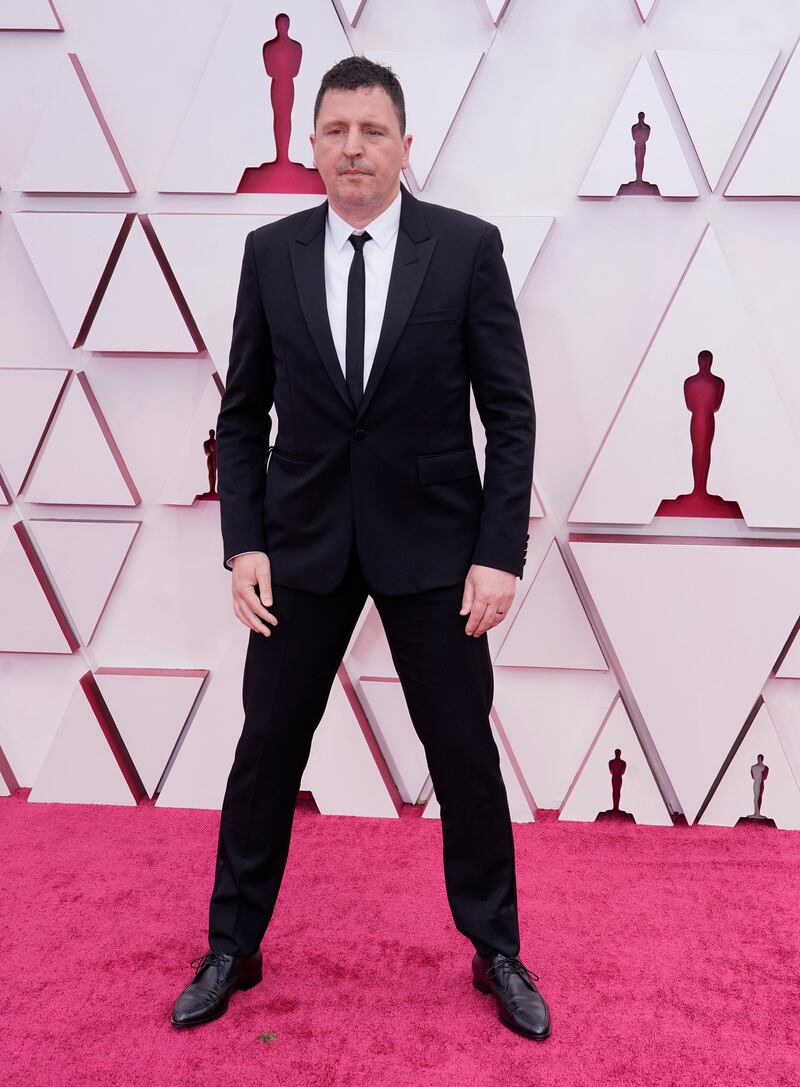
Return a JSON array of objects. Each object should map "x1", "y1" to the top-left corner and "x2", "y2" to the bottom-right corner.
[
  {"x1": 459, "y1": 564, "x2": 517, "y2": 637},
  {"x1": 231, "y1": 552, "x2": 279, "y2": 636}
]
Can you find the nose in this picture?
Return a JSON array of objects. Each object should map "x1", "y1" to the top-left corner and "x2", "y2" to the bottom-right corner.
[{"x1": 342, "y1": 125, "x2": 363, "y2": 160}]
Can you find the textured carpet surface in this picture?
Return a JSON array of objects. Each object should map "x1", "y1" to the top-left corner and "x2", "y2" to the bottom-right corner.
[{"x1": 3, "y1": 789, "x2": 799, "y2": 1086}]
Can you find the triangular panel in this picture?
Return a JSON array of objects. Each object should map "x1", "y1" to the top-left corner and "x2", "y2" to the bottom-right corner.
[
  {"x1": 333, "y1": 0, "x2": 368, "y2": 26},
  {"x1": 762, "y1": 679, "x2": 800, "y2": 785},
  {"x1": 156, "y1": 634, "x2": 247, "y2": 809},
  {"x1": 28, "y1": 679, "x2": 135, "y2": 804},
  {"x1": 570, "y1": 228, "x2": 800, "y2": 528},
  {"x1": 150, "y1": 214, "x2": 282, "y2": 375},
  {"x1": 15, "y1": 53, "x2": 132, "y2": 194},
  {"x1": 483, "y1": 216, "x2": 553, "y2": 299},
  {"x1": 13, "y1": 212, "x2": 125, "y2": 346},
  {"x1": 700, "y1": 702, "x2": 800, "y2": 830},
  {"x1": 496, "y1": 540, "x2": 607, "y2": 670},
  {"x1": 579, "y1": 56, "x2": 698, "y2": 197},
  {"x1": 95, "y1": 669, "x2": 207, "y2": 797},
  {"x1": 160, "y1": 375, "x2": 222, "y2": 505},
  {"x1": 358, "y1": 677, "x2": 429, "y2": 803},
  {"x1": 571, "y1": 537, "x2": 800, "y2": 822},
  {"x1": 364, "y1": 49, "x2": 485, "y2": 188},
  {"x1": 27, "y1": 519, "x2": 140, "y2": 644},
  {"x1": 0, "y1": 0, "x2": 61, "y2": 29},
  {"x1": 775, "y1": 629, "x2": 800, "y2": 679},
  {"x1": 422, "y1": 712, "x2": 534, "y2": 823},
  {"x1": 560, "y1": 695, "x2": 672, "y2": 825},
  {"x1": 82, "y1": 217, "x2": 197, "y2": 353},
  {"x1": 300, "y1": 667, "x2": 399, "y2": 817},
  {"x1": 657, "y1": 49, "x2": 779, "y2": 190},
  {"x1": 634, "y1": 0, "x2": 658, "y2": 21},
  {"x1": 159, "y1": 0, "x2": 352, "y2": 192},
  {"x1": 0, "y1": 368, "x2": 69, "y2": 494},
  {"x1": 0, "y1": 527, "x2": 74, "y2": 653},
  {"x1": 726, "y1": 43, "x2": 800, "y2": 196},
  {"x1": 493, "y1": 666, "x2": 619, "y2": 810},
  {"x1": 484, "y1": 0, "x2": 511, "y2": 24},
  {"x1": 24, "y1": 373, "x2": 140, "y2": 506},
  {"x1": 346, "y1": 603, "x2": 397, "y2": 679}
]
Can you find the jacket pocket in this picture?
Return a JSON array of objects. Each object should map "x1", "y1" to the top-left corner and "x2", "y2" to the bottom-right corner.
[
  {"x1": 406, "y1": 307, "x2": 460, "y2": 325},
  {"x1": 272, "y1": 446, "x2": 312, "y2": 465},
  {"x1": 417, "y1": 445, "x2": 479, "y2": 485}
]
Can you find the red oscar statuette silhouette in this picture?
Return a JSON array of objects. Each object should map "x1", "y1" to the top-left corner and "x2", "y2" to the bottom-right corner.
[
  {"x1": 596, "y1": 748, "x2": 635, "y2": 823},
  {"x1": 617, "y1": 111, "x2": 661, "y2": 196},
  {"x1": 238, "y1": 13, "x2": 326, "y2": 194},
  {"x1": 657, "y1": 349, "x2": 743, "y2": 519},
  {"x1": 195, "y1": 428, "x2": 219, "y2": 502}
]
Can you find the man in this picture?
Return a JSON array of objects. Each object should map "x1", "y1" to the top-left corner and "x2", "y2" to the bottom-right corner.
[{"x1": 171, "y1": 56, "x2": 550, "y2": 1041}]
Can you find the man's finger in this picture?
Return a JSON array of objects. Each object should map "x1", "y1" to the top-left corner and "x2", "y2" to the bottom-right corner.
[
  {"x1": 472, "y1": 602, "x2": 499, "y2": 638},
  {"x1": 257, "y1": 570, "x2": 273, "y2": 608},
  {"x1": 465, "y1": 597, "x2": 489, "y2": 636},
  {"x1": 243, "y1": 584, "x2": 278, "y2": 625},
  {"x1": 239, "y1": 582, "x2": 280, "y2": 626},
  {"x1": 233, "y1": 601, "x2": 273, "y2": 635},
  {"x1": 495, "y1": 595, "x2": 512, "y2": 623},
  {"x1": 460, "y1": 579, "x2": 474, "y2": 616},
  {"x1": 242, "y1": 602, "x2": 275, "y2": 635}
]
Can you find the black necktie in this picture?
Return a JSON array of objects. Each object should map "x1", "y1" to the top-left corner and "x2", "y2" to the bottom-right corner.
[{"x1": 345, "y1": 231, "x2": 372, "y2": 411}]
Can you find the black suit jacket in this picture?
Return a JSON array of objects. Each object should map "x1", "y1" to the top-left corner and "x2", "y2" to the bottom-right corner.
[{"x1": 215, "y1": 184, "x2": 535, "y2": 594}]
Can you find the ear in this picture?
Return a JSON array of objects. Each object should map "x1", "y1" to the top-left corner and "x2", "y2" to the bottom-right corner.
[
  {"x1": 309, "y1": 132, "x2": 317, "y2": 166},
  {"x1": 401, "y1": 133, "x2": 412, "y2": 171}
]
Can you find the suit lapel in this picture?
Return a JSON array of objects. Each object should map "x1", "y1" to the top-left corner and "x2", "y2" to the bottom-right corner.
[
  {"x1": 289, "y1": 200, "x2": 354, "y2": 413},
  {"x1": 356, "y1": 187, "x2": 436, "y2": 422},
  {"x1": 288, "y1": 185, "x2": 436, "y2": 419}
]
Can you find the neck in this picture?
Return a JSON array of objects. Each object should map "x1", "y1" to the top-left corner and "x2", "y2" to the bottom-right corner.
[{"x1": 327, "y1": 182, "x2": 401, "y2": 230}]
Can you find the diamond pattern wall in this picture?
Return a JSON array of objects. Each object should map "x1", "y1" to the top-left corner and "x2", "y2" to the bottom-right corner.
[{"x1": 2, "y1": 0, "x2": 799, "y2": 829}]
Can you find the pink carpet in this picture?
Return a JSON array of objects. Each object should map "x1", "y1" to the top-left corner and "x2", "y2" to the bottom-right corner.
[{"x1": 4, "y1": 788, "x2": 799, "y2": 1086}]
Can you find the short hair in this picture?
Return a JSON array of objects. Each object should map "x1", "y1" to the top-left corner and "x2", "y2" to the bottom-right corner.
[{"x1": 313, "y1": 55, "x2": 406, "y2": 134}]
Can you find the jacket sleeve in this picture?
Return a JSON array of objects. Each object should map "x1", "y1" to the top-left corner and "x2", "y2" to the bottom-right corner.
[
  {"x1": 465, "y1": 223, "x2": 535, "y2": 578},
  {"x1": 215, "y1": 229, "x2": 276, "y2": 571}
]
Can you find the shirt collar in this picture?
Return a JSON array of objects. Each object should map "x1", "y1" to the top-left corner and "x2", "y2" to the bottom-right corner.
[{"x1": 326, "y1": 188, "x2": 402, "y2": 252}]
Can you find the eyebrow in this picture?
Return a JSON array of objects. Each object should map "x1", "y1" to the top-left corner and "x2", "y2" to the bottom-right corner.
[{"x1": 321, "y1": 119, "x2": 389, "y2": 129}]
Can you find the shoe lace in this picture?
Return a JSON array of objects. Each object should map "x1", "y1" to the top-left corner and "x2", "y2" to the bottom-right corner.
[
  {"x1": 487, "y1": 955, "x2": 539, "y2": 989},
  {"x1": 190, "y1": 951, "x2": 228, "y2": 975}
]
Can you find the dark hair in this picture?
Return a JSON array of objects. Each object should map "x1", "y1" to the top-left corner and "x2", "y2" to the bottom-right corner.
[{"x1": 313, "y1": 55, "x2": 406, "y2": 134}]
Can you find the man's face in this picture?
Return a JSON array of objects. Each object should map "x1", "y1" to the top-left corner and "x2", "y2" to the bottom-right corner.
[{"x1": 310, "y1": 85, "x2": 412, "y2": 213}]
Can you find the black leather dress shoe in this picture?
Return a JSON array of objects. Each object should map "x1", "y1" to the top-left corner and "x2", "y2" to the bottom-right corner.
[
  {"x1": 171, "y1": 949, "x2": 263, "y2": 1027},
  {"x1": 472, "y1": 951, "x2": 552, "y2": 1039}
]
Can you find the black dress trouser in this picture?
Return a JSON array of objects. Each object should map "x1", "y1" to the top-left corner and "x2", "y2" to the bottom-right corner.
[{"x1": 207, "y1": 537, "x2": 521, "y2": 959}]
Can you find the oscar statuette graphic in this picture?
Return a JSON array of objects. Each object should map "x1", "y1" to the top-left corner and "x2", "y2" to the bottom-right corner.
[
  {"x1": 238, "y1": 13, "x2": 326, "y2": 193},
  {"x1": 737, "y1": 754, "x2": 776, "y2": 828},
  {"x1": 617, "y1": 111, "x2": 661, "y2": 195},
  {"x1": 194, "y1": 428, "x2": 219, "y2": 501},
  {"x1": 657, "y1": 350, "x2": 743, "y2": 518},
  {"x1": 596, "y1": 748, "x2": 635, "y2": 823}
]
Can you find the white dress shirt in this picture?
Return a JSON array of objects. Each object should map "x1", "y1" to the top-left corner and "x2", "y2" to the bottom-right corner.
[
  {"x1": 227, "y1": 189, "x2": 402, "y2": 568},
  {"x1": 324, "y1": 187, "x2": 401, "y2": 382}
]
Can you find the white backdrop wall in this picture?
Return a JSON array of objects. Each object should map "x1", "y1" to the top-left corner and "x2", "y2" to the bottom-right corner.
[{"x1": 2, "y1": 0, "x2": 800, "y2": 829}]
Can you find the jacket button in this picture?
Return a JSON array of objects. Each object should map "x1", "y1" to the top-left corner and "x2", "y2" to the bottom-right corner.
[{"x1": 353, "y1": 428, "x2": 367, "y2": 440}]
